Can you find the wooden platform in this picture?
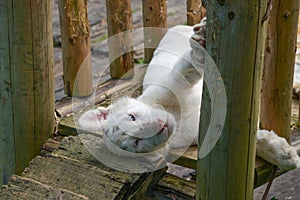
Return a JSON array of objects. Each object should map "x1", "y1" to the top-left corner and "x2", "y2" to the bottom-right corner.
[
  {"x1": 2, "y1": 64, "x2": 300, "y2": 199},
  {"x1": 55, "y1": 64, "x2": 300, "y2": 198},
  {"x1": 0, "y1": 136, "x2": 167, "y2": 199}
]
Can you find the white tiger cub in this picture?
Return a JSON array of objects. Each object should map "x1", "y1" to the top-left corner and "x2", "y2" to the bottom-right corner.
[{"x1": 79, "y1": 18, "x2": 300, "y2": 170}]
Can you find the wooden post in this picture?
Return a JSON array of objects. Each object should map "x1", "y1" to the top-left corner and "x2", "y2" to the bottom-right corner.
[
  {"x1": 142, "y1": 0, "x2": 167, "y2": 63},
  {"x1": 186, "y1": 0, "x2": 205, "y2": 25},
  {"x1": 197, "y1": 0, "x2": 268, "y2": 199},
  {"x1": 106, "y1": 0, "x2": 134, "y2": 79},
  {"x1": 260, "y1": 0, "x2": 300, "y2": 140},
  {"x1": 58, "y1": 0, "x2": 93, "y2": 97},
  {"x1": 298, "y1": 16, "x2": 300, "y2": 126},
  {"x1": 0, "y1": 0, "x2": 54, "y2": 185}
]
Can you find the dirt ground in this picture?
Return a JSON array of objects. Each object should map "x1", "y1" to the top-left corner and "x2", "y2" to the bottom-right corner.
[{"x1": 52, "y1": 1, "x2": 300, "y2": 199}]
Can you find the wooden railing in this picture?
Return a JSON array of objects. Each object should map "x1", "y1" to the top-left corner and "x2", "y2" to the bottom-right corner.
[{"x1": 58, "y1": 0, "x2": 204, "y2": 96}]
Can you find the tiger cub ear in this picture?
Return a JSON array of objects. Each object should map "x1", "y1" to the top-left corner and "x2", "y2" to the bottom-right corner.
[{"x1": 78, "y1": 107, "x2": 109, "y2": 131}]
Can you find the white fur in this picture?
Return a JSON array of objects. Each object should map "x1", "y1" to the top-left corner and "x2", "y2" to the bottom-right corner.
[
  {"x1": 79, "y1": 97, "x2": 176, "y2": 154},
  {"x1": 79, "y1": 18, "x2": 300, "y2": 170},
  {"x1": 257, "y1": 130, "x2": 300, "y2": 170}
]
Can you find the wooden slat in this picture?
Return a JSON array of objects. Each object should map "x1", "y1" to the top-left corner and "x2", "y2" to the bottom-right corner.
[
  {"x1": 0, "y1": 175, "x2": 87, "y2": 200},
  {"x1": 50, "y1": 135, "x2": 137, "y2": 181},
  {"x1": 157, "y1": 173, "x2": 196, "y2": 199},
  {"x1": 22, "y1": 155, "x2": 128, "y2": 200},
  {"x1": 43, "y1": 135, "x2": 166, "y2": 199},
  {"x1": 170, "y1": 146, "x2": 197, "y2": 169}
]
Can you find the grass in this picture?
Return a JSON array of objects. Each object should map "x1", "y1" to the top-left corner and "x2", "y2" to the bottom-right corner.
[
  {"x1": 132, "y1": 9, "x2": 138, "y2": 14},
  {"x1": 135, "y1": 58, "x2": 145, "y2": 64},
  {"x1": 271, "y1": 197, "x2": 278, "y2": 200},
  {"x1": 92, "y1": 34, "x2": 108, "y2": 44}
]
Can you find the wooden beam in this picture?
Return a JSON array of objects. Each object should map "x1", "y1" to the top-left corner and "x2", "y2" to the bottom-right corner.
[
  {"x1": 58, "y1": 0, "x2": 93, "y2": 97},
  {"x1": 196, "y1": 1, "x2": 268, "y2": 199},
  {"x1": 142, "y1": 0, "x2": 167, "y2": 63},
  {"x1": 260, "y1": 0, "x2": 300, "y2": 140},
  {"x1": 0, "y1": 0, "x2": 54, "y2": 184},
  {"x1": 106, "y1": 0, "x2": 134, "y2": 79}
]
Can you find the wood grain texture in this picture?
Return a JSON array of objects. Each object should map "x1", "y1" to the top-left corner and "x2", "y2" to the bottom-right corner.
[
  {"x1": 260, "y1": 0, "x2": 300, "y2": 140},
  {"x1": 58, "y1": 0, "x2": 93, "y2": 97},
  {"x1": 0, "y1": 175, "x2": 88, "y2": 200},
  {"x1": 158, "y1": 173, "x2": 196, "y2": 198},
  {"x1": 106, "y1": 0, "x2": 134, "y2": 78},
  {"x1": 22, "y1": 155, "x2": 128, "y2": 199},
  {"x1": 0, "y1": 0, "x2": 15, "y2": 185},
  {"x1": 186, "y1": 0, "x2": 205, "y2": 25},
  {"x1": 142, "y1": 0, "x2": 167, "y2": 63},
  {"x1": 0, "y1": 0, "x2": 54, "y2": 184},
  {"x1": 197, "y1": 1, "x2": 268, "y2": 199}
]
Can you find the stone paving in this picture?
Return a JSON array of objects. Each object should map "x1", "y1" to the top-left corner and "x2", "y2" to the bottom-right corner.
[{"x1": 254, "y1": 168, "x2": 300, "y2": 200}]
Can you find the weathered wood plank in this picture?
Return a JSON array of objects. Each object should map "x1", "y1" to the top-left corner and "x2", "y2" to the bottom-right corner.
[
  {"x1": 0, "y1": 175, "x2": 87, "y2": 200},
  {"x1": 42, "y1": 135, "x2": 167, "y2": 199},
  {"x1": 58, "y1": 0, "x2": 93, "y2": 97},
  {"x1": 127, "y1": 168, "x2": 166, "y2": 199},
  {"x1": 158, "y1": 174, "x2": 196, "y2": 199},
  {"x1": 170, "y1": 146, "x2": 198, "y2": 169},
  {"x1": 40, "y1": 137, "x2": 63, "y2": 156},
  {"x1": 22, "y1": 155, "x2": 129, "y2": 200},
  {"x1": 51, "y1": 136, "x2": 137, "y2": 181}
]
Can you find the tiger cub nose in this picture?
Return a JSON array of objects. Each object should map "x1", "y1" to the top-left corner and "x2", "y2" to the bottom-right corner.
[{"x1": 157, "y1": 119, "x2": 167, "y2": 128}]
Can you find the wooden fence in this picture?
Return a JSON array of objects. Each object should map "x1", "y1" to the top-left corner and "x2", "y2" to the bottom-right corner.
[
  {"x1": 0, "y1": 0, "x2": 299, "y2": 199},
  {"x1": 0, "y1": 0, "x2": 204, "y2": 186}
]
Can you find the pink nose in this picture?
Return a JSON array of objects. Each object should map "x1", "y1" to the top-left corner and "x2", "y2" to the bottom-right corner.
[{"x1": 158, "y1": 119, "x2": 166, "y2": 128}]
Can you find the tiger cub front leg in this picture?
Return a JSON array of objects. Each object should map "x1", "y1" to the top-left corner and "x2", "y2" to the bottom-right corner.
[{"x1": 191, "y1": 17, "x2": 206, "y2": 48}]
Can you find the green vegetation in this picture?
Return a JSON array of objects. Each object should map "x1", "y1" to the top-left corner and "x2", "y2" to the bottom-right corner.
[
  {"x1": 132, "y1": 9, "x2": 137, "y2": 14},
  {"x1": 135, "y1": 58, "x2": 144, "y2": 64},
  {"x1": 92, "y1": 34, "x2": 108, "y2": 44}
]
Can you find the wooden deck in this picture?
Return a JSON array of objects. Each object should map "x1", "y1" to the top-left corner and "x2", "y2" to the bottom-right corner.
[
  {"x1": 1, "y1": 63, "x2": 300, "y2": 199},
  {"x1": 0, "y1": 135, "x2": 167, "y2": 199},
  {"x1": 57, "y1": 67, "x2": 300, "y2": 198}
]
